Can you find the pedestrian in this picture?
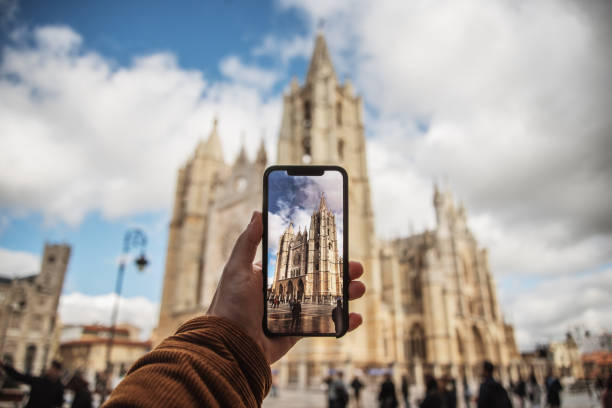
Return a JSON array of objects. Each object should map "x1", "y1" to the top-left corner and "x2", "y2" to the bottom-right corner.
[
  {"x1": 441, "y1": 376, "x2": 457, "y2": 408},
  {"x1": 527, "y1": 372, "x2": 541, "y2": 408},
  {"x1": 67, "y1": 371, "x2": 92, "y2": 408},
  {"x1": 602, "y1": 373, "x2": 612, "y2": 408},
  {"x1": 351, "y1": 375, "x2": 364, "y2": 408},
  {"x1": 1, "y1": 359, "x2": 64, "y2": 408},
  {"x1": 597, "y1": 375, "x2": 606, "y2": 399},
  {"x1": 545, "y1": 370, "x2": 563, "y2": 408},
  {"x1": 329, "y1": 371, "x2": 349, "y2": 408},
  {"x1": 378, "y1": 373, "x2": 398, "y2": 408},
  {"x1": 291, "y1": 299, "x2": 302, "y2": 331},
  {"x1": 463, "y1": 377, "x2": 472, "y2": 408},
  {"x1": 103, "y1": 211, "x2": 367, "y2": 407},
  {"x1": 477, "y1": 361, "x2": 512, "y2": 408},
  {"x1": 401, "y1": 375, "x2": 410, "y2": 408},
  {"x1": 514, "y1": 374, "x2": 526, "y2": 408},
  {"x1": 419, "y1": 375, "x2": 442, "y2": 408},
  {"x1": 332, "y1": 298, "x2": 345, "y2": 335}
]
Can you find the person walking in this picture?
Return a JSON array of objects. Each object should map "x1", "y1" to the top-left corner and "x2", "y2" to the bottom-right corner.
[
  {"x1": 419, "y1": 375, "x2": 443, "y2": 408},
  {"x1": 378, "y1": 373, "x2": 398, "y2": 408},
  {"x1": 1, "y1": 360, "x2": 64, "y2": 408},
  {"x1": 67, "y1": 371, "x2": 92, "y2": 408},
  {"x1": 441, "y1": 376, "x2": 457, "y2": 408},
  {"x1": 514, "y1": 374, "x2": 526, "y2": 408},
  {"x1": 477, "y1": 361, "x2": 512, "y2": 408},
  {"x1": 527, "y1": 372, "x2": 541, "y2": 408},
  {"x1": 545, "y1": 371, "x2": 563, "y2": 408},
  {"x1": 401, "y1": 375, "x2": 410, "y2": 408},
  {"x1": 329, "y1": 371, "x2": 349, "y2": 408},
  {"x1": 602, "y1": 373, "x2": 612, "y2": 408},
  {"x1": 463, "y1": 377, "x2": 472, "y2": 408},
  {"x1": 350, "y1": 375, "x2": 364, "y2": 408},
  {"x1": 332, "y1": 299, "x2": 346, "y2": 335}
]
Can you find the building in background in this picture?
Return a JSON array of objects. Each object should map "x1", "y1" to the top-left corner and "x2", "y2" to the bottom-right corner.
[
  {"x1": 153, "y1": 33, "x2": 521, "y2": 389},
  {"x1": 0, "y1": 244, "x2": 70, "y2": 375},
  {"x1": 59, "y1": 324, "x2": 150, "y2": 387}
]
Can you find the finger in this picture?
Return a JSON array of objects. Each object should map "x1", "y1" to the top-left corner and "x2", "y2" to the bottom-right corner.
[
  {"x1": 349, "y1": 261, "x2": 363, "y2": 280},
  {"x1": 228, "y1": 211, "x2": 263, "y2": 269},
  {"x1": 348, "y1": 313, "x2": 363, "y2": 332},
  {"x1": 348, "y1": 280, "x2": 366, "y2": 300}
]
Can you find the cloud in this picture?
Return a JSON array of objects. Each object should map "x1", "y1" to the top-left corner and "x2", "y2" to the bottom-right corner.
[
  {"x1": 58, "y1": 292, "x2": 158, "y2": 340},
  {"x1": 219, "y1": 55, "x2": 279, "y2": 90},
  {"x1": 0, "y1": 25, "x2": 281, "y2": 226},
  {"x1": 0, "y1": 247, "x2": 40, "y2": 278},
  {"x1": 252, "y1": 34, "x2": 313, "y2": 64},
  {"x1": 501, "y1": 266, "x2": 612, "y2": 350},
  {"x1": 279, "y1": 0, "x2": 612, "y2": 348}
]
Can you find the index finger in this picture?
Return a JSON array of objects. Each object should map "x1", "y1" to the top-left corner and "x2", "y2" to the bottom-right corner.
[{"x1": 349, "y1": 261, "x2": 363, "y2": 280}]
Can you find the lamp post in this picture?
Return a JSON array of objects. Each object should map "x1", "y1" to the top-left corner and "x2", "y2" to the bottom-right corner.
[{"x1": 104, "y1": 229, "x2": 148, "y2": 392}]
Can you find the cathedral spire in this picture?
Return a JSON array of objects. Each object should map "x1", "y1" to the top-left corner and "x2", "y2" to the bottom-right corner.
[
  {"x1": 234, "y1": 134, "x2": 248, "y2": 166},
  {"x1": 196, "y1": 117, "x2": 224, "y2": 160},
  {"x1": 255, "y1": 135, "x2": 267, "y2": 166},
  {"x1": 306, "y1": 33, "x2": 337, "y2": 85},
  {"x1": 318, "y1": 192, "x2": 328, "y2": 211}
]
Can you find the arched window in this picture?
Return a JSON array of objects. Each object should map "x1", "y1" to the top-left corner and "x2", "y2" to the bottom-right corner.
[
  {"x1": 409, "y1": 324, "x2": 427, "y2": 360},
  {"x1": 336, "y1": 102, "x2": 342, "y2": 125},
  {"x1": 338, "y1": 138, "x2": 345, "y2": 160},
  {"x1": 24, "y1": 344, "x2": 36, "y2": 374},
  {"x1": 304, "y1": 100, "x2": 311, "y2": 123}
]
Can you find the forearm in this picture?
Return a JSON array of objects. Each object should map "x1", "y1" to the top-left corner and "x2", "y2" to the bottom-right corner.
[
  {"x1": 103, "y1": 316, "x2": 271, "y2": 408},
  {"x1": 1, "y1": 365, "x2": 33, "y2": 384}
]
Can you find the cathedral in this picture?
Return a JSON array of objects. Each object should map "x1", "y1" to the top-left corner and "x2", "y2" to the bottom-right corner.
[
  {"x1": 153, "y1": 33, "x2": 521, "y2": 390},
  {"x1": 270, "y1": 193, "x2": 343, "y2": 305}
]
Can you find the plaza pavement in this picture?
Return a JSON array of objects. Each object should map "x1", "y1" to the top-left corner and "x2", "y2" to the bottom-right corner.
[{"x1": 263, "y1": 386, "x2": 598, "y2": 408}]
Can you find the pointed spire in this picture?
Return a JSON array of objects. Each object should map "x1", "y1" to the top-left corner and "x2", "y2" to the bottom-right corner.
[
  {"x1": 234, "y1": 133, "x2": 248, "y2": 166},
  {"x1": 306, "y1": 33, "x2": 337, "y2": 84},
  {"x1": 287, "y1": 222, "x2": 294, "y2": 234},
  {"x1": 318, "y1": 192, "x2": 328, "y2": 211},
  {"x1": 196, "y1": 116, "x2": 224, "y2": 161},
  {"x1": 256, "y1": 135, "x2": 267, "y2": 166}
]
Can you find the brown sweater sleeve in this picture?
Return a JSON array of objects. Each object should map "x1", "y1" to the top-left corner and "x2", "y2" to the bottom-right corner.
[{"x1": 103, "y1": 316, "x2": 271, "y2": 408}]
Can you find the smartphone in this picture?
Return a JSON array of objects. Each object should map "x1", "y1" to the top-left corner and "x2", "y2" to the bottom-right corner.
[{"x1": 263, "y1": 165, "x2": 349, "y2": 337}]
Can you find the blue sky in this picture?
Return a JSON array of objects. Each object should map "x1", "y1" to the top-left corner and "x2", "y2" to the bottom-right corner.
[
  {"x1": 0, "y1": 0, "x2": 610, "y2": 348},
  {"x1": 0, "y1": 0, "x2": 313, "y2": 302},
  {"x1": 267, "y1": 170, "x2": 344, "y2": 283}
]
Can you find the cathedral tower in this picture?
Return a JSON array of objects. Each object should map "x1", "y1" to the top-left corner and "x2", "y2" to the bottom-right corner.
[{"x1": 275, "y1": 32, "x2": 384, "y2": 367}]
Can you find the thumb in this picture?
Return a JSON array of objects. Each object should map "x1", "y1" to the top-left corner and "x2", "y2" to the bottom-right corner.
[{"x1": 228, "y1": 211, "x2": 263, "y2": 268}]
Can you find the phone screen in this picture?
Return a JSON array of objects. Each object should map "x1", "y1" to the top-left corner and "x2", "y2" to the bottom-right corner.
[{"x1": 263, "y1": 166, "x2": 348, "y2": 337}]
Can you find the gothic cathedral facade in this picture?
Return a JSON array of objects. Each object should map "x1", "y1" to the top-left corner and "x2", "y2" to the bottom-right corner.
[
  {"x1": 271, "y1": 193, "x2": 343, "y2": 305},
  {"x1": 154, "y1": 34, "x2": 520, "y2": 389}
]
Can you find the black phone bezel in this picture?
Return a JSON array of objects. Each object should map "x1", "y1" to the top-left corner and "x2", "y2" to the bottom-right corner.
[{"x1": 262, "y1": 165, "x2": 349, "y2": 338}]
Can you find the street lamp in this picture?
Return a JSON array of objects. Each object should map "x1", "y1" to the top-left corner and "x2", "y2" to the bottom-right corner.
[{"x1": 104, "y1": 229, "x2": 148, "y2": 391}]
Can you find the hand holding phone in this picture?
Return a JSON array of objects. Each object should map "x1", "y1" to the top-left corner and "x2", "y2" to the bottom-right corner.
[{"x1": 263, "y1": 166, "x2": 349, "y2": 337}]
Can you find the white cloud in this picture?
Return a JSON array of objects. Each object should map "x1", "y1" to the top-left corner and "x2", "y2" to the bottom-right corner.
[
  {"x1": 0, "y1": 247, "x2": 40, "y2": 279},
  {"x1": 252, "y1": 34, "x2": 313, "y2": 64},
  {"x1": 59, "y1": 292, "x2": 158, "y2": 340},
  {"x1": 0, "y1": 25, "x2": 281, "y2": 226},
  {"x1": 501, "y1": 266, "x2": 612, "y2": 350},
  {"x1": 219, "y1": 55, "x2": 279, "y2": 90}
]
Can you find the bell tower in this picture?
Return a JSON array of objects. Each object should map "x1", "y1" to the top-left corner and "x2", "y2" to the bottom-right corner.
[{"x1": 276, "y1": 33, "x2": 383, "y2": 365}]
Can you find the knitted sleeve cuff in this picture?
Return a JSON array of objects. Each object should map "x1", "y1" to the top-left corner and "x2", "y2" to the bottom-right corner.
[{"x1": 174, "y1": 316, "x2": 272, "y2": 403}]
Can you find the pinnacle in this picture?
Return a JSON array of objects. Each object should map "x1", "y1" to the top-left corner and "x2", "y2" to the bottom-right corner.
[
  {"x1": 196, "y1": 117, "x2": 223, "y2": 161},
  {"x1": 306, "y1": 33, "x2": 337, "y2": 84}
]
